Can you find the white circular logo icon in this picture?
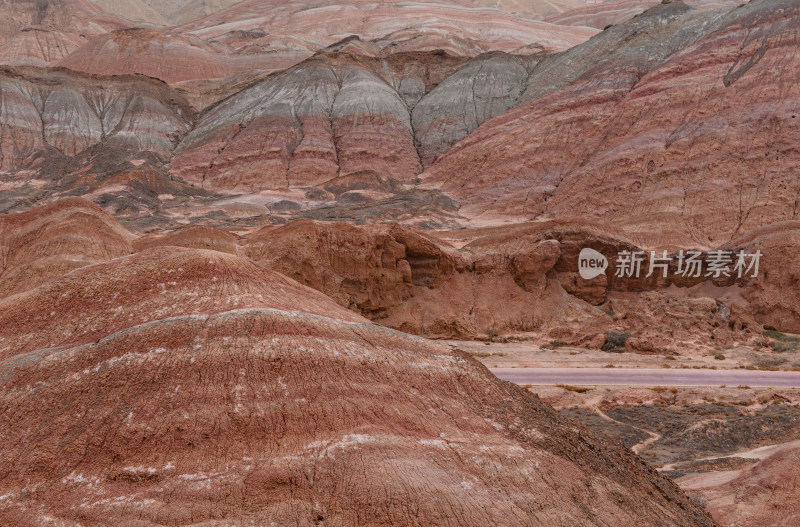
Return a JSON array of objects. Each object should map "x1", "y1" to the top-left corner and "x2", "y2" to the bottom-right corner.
[{"x1": 578, "y1": 248, "x2": 608, "y2": 280}]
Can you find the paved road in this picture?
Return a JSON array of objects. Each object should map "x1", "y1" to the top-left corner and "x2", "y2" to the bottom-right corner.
[{"x1": 490, "y1": 368, "x2": 800, "y2": 388}]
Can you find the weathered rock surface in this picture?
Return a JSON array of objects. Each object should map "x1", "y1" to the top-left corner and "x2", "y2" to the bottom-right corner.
[
  {"x1": 172, "y1": 53, "x2": 467, "y2": 192},
  {"x1": 242, "y1": 219, "x2": 604, "y2": 338},
  {"x1": 55, "y1": 28, "x2": 310, "y2": 83},
  {"x1": 0, "y1": 66, "x2": 193, "y2": 172},
  {"x1": 172, "y1": 49, "x2": 565, "y2": 191},
  {"x1": 0, "y1": 0, "x2": 125, "y2": 41},
  {"x1": 412, "y1": 52, "x2": 537, "y2": 165},
  {"x1": 0, "y1": 197, "x2": 133, "y2": 298},
  {"x1": 679, "y1": 442, "x2": 800, "y2": 527},
  {"x1": 422, "y1": 0, "x2": 800, "y2": 248},
  {"x1": 545, "y1": 0, "x2": 744, "y2": 29},
  {"x1": 133, "y1": 224, "x2": 240, "y2": 254},
  {"x1": 146, "y1": 0, "x2": 243, "y2": 25},
  {"x1": 728, "y1": 224, "x2": 800, "y2": 334},
  {"x1": 174, "y1": 0, "x2": 598, "y2": 54},
  {"x1": 0, "y1": 245, "x2": 364, "y2": 356},
  {"x1": 0, "y1": 0, "x2": 130, "y2": 65},
  {"x1": 0, "y1": 28, "x2": 86, "y2": 66},
  {"x1": 90, "y1": 0, "x2": 170, "y2": 26},
  {"x1": 94, "y1": 0, "x2": 243, "y2": 25},
  {"x1": 0, "y1": 207, "x2": 715, "y2": 526}
]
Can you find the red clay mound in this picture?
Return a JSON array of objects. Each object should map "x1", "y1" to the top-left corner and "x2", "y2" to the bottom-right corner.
[
  {"x1": 0, "y1": 202, "x2": 715, "y2": 526},
  {"x1": 0, "y1": 197, "x2": 133, "y2": 298},
  {"x1": 133, "y1": 224, "x2": 241, "y2": 255},
  {"x1": 0, "y1": 311, "x2": 715, "y2": 525},
  {"x1": 0, "y1": 245, "x2": 363, "y2": 358}
]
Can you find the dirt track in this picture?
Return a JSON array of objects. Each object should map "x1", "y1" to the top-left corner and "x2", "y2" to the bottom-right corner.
[{"x1": 491, "y1": 368, "x2": 800, "y2": 387}]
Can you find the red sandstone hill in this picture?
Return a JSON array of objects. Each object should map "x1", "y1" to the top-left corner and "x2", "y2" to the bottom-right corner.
[
  {"x1": 4, "y1": 198, "x2": 792, "y2": 350},
  {"x1": 173, "y1": 0, "x2": 598, "y2": 54},
  {"x1": 0, "y1": 0, "x2": 132, "y2": 66},
  {"x1": 421, "y1": 0, "x2": 800, "y2": 248},
  {"x1": 545, "y1": 0, "x2": 745, "y2": 29},
  {"x1": 0, "y1": 205, "x2": 716, "y2": 525},
  {"x1": 0, "y1": 197, "x2": 133, "y2": 298},
  {"x1": 55, "y1": 27, "x2": 312, "y2": 83}
]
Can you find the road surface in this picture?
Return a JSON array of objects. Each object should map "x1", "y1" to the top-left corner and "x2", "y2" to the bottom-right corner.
[{"x1": 490, "y1": 368, "x2": 800, "y2": 388}]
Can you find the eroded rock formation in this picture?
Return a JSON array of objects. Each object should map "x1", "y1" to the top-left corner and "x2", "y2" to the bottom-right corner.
[{"x1": 0, "y1": 203, "x2": 715, "y2": 526}]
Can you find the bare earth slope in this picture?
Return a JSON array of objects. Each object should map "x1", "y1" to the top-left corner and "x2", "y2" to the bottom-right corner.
[
  {"x1": 90, "y1": 0, "x2": 169, "y2": 25},
  {"x1": 0, "y1": 202, "x2": 716, "y2": 526},
  {"x1": 0, "y1": 66, "x2": 193, "y2": 173},
  {"x1": 55, "y1": 27, "x2": 309, "y2": 83},
  {"x1": 0, "y1": 0, "x2": 131, "y2": 66},
  {"x1": 174, "y1": 0, "x2": 597, "y2": 54},
  {"x1": 679, "y1": 442, "x2": 800, "y2": 527},
  {"x1": 171, "y1": 53, "x2": 471, "y2": 191},
  {"x1": 545, "y1": 0, "x2": 745, "y2": 29},
  {"x1": 422, "y1": 0, "x2": 800, "y2": 248},
  {"x1": 0, "y1": 197, "x2": 133, "y2": 298}
]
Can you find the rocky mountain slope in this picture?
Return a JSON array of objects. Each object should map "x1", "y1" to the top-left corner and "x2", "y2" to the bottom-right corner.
[
  {"x1": 0, "y1": 66, "x2": 193, "y2": 172},
  {"x1": 0, "y1": 199, "x2": 716, "y2": 526},
  {"x1": 544, "y1": 0, "x2": 745, "y2": 29},
  {"x1": 170, "y1": 52, "x2": 478, "y2": 191},
  {"x1": 0, "y1": 0, "x2": 795, "y2": 251},
  {"x1": 679, "y1": 441, "x2": 800, "y2": 527},
  {"x1": 54, "y1": 27, "x2": 309, "y2": 83},
  {"x1": 0, "y1": 0, "x2": 131, "y2": 66},
  {"x1": 173, "y1": 0, "x2": 597, "y2": 54},
  {"x1": 422, "y1": 0, "x2": 800, "y2": 248}
]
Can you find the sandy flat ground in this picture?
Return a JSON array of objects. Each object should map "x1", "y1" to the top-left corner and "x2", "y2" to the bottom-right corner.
[{"x1": 449, "y1": 339, "x2": 798, "y2": 371}]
